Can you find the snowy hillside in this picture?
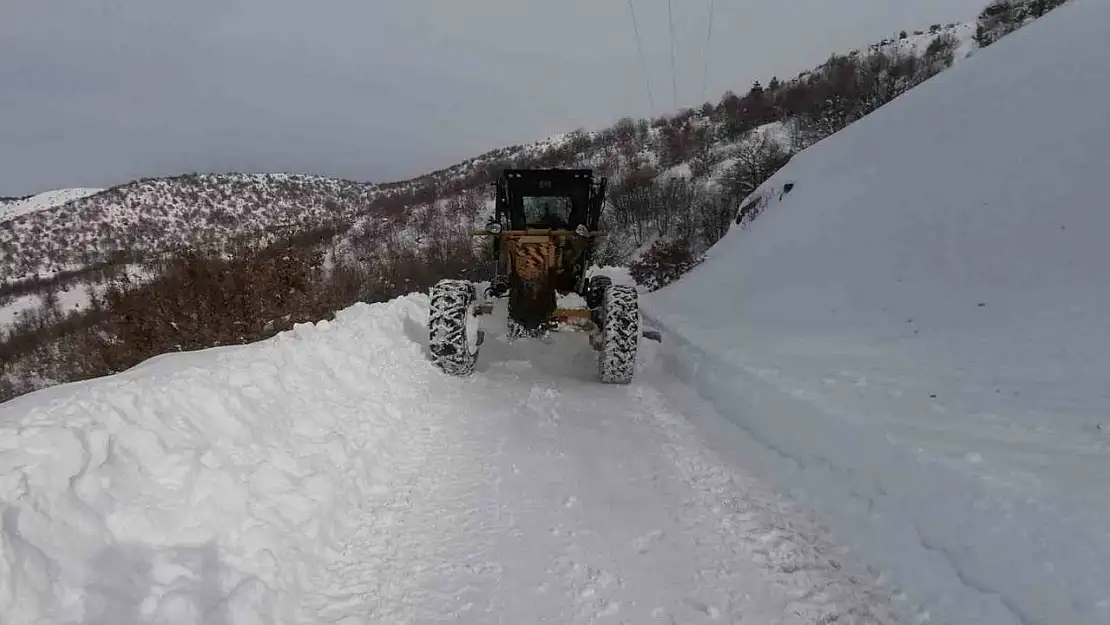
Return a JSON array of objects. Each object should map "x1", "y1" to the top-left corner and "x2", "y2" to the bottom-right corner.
[
  {"x1": 0, "y1": 188, "x2": 103, "y2": 222},
  {"x1": 0, "y1": 295, "x2": 907, "y2": 624},
  {"x1": 647, "y1": 0, "x2": 1109, "y2": 623},
  {"x1": 866, "y1": 21, "x2": 976, "y2": 61},
  {"x1": 0, "y1": 137, "x2": 591, "y2": 286},
  {"x1": 0, "y1": 174, "x2": 384, "y2": 283}
]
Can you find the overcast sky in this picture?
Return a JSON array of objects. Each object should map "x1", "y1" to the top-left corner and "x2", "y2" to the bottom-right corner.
[{"x1": 1, "y1": 0, "x2": 987, "y2": 196}]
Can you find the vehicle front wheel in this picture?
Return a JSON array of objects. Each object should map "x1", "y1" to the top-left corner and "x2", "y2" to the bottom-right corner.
[
  {"x1": 597, "y1": 284, "x2": 639, "y2": 384},
  {"x1": 429, "y1": 279, "x2": 480, "y2": 376}
]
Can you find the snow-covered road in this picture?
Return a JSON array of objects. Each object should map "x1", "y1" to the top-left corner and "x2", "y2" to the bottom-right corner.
[
  {"x1": 0, "y1": 295, "x2": 903, "y2": 624},
  {"x1": 403, "y1": 309, "x2": 902, "y2": 624}
]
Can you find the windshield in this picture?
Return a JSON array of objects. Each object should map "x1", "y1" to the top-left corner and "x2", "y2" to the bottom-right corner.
[{"x1": 522, "y1": 196, "x2": 573, "y2": 228}]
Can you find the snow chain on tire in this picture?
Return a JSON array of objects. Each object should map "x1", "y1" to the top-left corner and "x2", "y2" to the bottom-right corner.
[
  {"x1": 586, "y1": 275, "x2": 612, "y2": 310},
  {"x1": 598, "y1": 284, "x2": 639, "y2": 384},
  {"x1": 429, "y1": 279, "x2": 479, "y2": 376}
]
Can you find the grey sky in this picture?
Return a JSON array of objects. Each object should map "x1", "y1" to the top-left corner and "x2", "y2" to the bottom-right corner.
[{"x1": 1, "y1": 0, "x2": 986, "y2": 196}]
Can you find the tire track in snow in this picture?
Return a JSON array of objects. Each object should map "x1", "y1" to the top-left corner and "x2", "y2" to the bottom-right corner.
[
  {"x1": 400, "y1": 308, "x2": 908, "y2": 624},
  {"x1": 630, "y1": 381, "x2": 906, "y2": 624}
]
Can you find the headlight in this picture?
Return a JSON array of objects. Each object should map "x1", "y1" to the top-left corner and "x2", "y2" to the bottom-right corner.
[{"x1": 487, "y1": 222, "x2": 503, "y2": 234}]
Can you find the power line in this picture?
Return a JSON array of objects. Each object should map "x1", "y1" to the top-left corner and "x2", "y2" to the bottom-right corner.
[
  {"x1": 702, "y1": 0, "x2": 716, "y2": 104},
  {"x1": 666, "y1": 0, "x2": 674, "y2": 109},
  {"x1": 626, "y1": 0, "x2": 656, "y2": 116}
]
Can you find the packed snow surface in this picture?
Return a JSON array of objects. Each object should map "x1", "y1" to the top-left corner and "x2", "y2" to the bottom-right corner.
[
  {"x1": 647, "y1": 1, "x2": 1110, "y2": 624},
  {"x1": 0, "y1": 188, "x2": 102, "y2": 222},
  {"x1": 0, "y1": 295, "x2": 906, "y2": 624}
]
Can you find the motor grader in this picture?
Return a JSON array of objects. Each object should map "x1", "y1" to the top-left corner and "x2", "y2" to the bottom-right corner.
[{"x1": 427, "y1": 168, "x2": 640, "y2": 384}]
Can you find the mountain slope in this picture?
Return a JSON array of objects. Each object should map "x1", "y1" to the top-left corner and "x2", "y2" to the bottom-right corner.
[
  {"x1": 0, "y1": 174, "x2": 382, "y2": 282},
  {"x1": 0, "y1": 294, "x2": 906, "y2": 624},
  {"x1": 647, "y1": 0, "x2": 1109, "y2": 623},
  {"x1": 0, "y1": 188, "x2": 103, "y2": 222}
]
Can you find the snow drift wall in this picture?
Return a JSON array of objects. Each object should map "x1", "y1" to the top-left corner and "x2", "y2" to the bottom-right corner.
[
  {"x1": 647, "y1": 321, "x2": 1109, "y2": 625},
  {"x1": 0, "y1": 296, "x2": 463, "y2": 624},
  {"x1": 646, "y1": 0, "x2": 1110, "y2": 623}
]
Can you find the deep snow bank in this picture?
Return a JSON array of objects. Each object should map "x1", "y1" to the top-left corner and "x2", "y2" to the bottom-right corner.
[
  {"x1": 0, "y1": 295, "x2": 463, "y2": 624},
  {"x1": 646, "y1": 1, "x2": 1110, "y2": 623}
]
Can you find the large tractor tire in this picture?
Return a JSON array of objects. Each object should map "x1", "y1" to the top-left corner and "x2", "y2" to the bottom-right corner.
[
  {"x1": 429, "y1": 279, "x2": 480, "y2": 376},
  {"x1": 597, "y1": 284, "x2": 639, "y2": 384},
  {"x1": 585, "y1": 274, "x2": 612, "y2": 310}
]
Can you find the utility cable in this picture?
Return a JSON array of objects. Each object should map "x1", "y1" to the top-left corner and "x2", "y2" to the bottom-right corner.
[
  {"x1": 626, "y1": 0, "x2": 656, "y2": 116},
  {"x1": 701, "y1": 0, "x2": 716, "y2": 104},
  {"x1": 667, "y1": 0, "x2": 679, "y2": 110}
]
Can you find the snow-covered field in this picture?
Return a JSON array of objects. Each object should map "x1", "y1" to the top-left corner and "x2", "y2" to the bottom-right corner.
[
  {"x1": 647, "y1": 1, "x2": 1110, "y2": 623},
  {"x1": 0, "y1": 263, "x2": 153, "y2": 334},
  {"x1": 0, "y1": 284, "x2": 94, "y2": 329},
  {"x1": 0, "y1": 188, "x2": 102, "y2": 222},
  {"x1": 0, "y1": 294, "x2": 40, "y2": 328},
  {"x1": 0, "y1": 295, "x2": 906, "y2": 624}
]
